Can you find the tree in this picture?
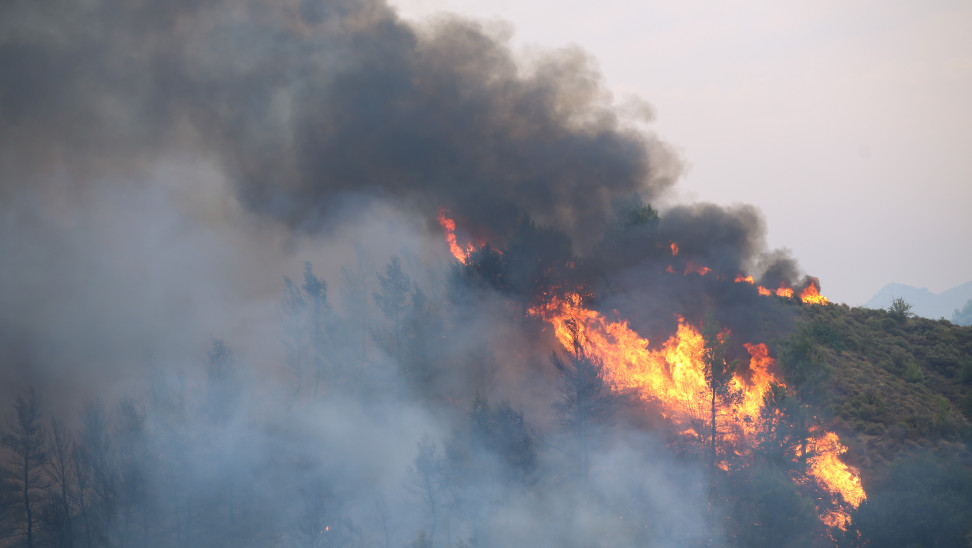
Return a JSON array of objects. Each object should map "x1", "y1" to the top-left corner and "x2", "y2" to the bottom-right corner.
[
  {"x1": 283, "y1": 272, "x2": 309, "y2": 396},
  {"x1": 302, "y1": 263, "x2": 332, "y2": 398},
  {"x1": 849, "y1": 451, "x2": 972, "y2": 547},
  {"x1": 206, "y1": 339, "x2": 239, "y2": 421},
  {"x1": 76, "y1": 402, "x2": 117, "y2": 547},
  {"x1": 339, "y1": 245, "x2": 372, "y2": 374},
  {"x1": 373, "y1": 256, "x2": 412, "y2": 366},
  {"x1": 887, "y1": 297, "x2": 913, "y2": 321},
  {"x1": 952, "y1": 299, "x2": 972, "y2": 326},
  {"x1": 778, "y1": 322, "x2": 831, "y2": 401},
  {"x1": 115, "y1": 399, "x2": 149, "y2": 545},
  {"x1": 282, "y1": 262, "x2": 335, "y2": 398},
  {"x1": 702, "y1": 317, "x2": 736, "y2": 469},
  {"x1": 1, "y1": 388, "x2": 48, "y2": 548},
  {"x1": 372, "y1": 257, "x2": 443, "y2": 393},
  {"x1": 44, "y1": 418, "x2": 76, "y2": 548},
  {"x1": 552, "y1": 348, "x2": 620, "y2": 480},
  {"x1": 407, "y1": 436, "x2": 444, "y2": 545}
]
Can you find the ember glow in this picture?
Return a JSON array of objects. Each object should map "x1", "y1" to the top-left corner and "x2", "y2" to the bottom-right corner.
[{"x1": 684, "y1": 263, "x2": 712, "y2": 276}]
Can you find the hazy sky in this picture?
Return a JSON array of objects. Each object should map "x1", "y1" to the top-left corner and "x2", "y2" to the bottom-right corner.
[{"x1": 389, "y1": 0, "x2": 972, "y2": 306}]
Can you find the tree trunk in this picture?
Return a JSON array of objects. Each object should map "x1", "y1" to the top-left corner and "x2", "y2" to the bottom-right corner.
[
  {"x1": 24, "y1": 455, "x2": 34, "y2": 548},
  {"x1": 710, "y1": 385, "x2": 717, "y2": 468}
]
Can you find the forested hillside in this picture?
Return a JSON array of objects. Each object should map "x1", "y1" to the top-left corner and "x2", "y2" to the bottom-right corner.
[
  {"x1": 776, "y1": 300, "x2": 972, "y2": 546},
  {"x1": 3, "y1": 254, "x2": 971, "y2": 547},
  {"x1": 2, "y1": 0, "x2": 969, "y2": 546}
]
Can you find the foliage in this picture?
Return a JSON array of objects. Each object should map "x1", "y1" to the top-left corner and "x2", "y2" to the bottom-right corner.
[
  {"x1": 702, "y1": 314, "x2": 738, "y2": 467},
  {"x1": 551, "y1": 350, "x2": 623, "y2": 480},
  {"x1": 953, "y1": 299, "x2": 972, "y2": 326},
  {"x1": 887, "y1": 297, "x2": 913, "y2": 321},
  {"x1": 728, "y1": 464, "x2": 820, "y2": 547},
  {"x1": 1, "y1": 388, "x2": 47, "y2": 548},
  {"x1": 845, "y1": 451, "x2": 972, "y2": 547},
  {"x1": 787, "y1": 302, "x2": 972, "y2": 469}
]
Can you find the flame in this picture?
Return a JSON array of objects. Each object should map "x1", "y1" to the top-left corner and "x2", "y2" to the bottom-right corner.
[
  {"x1": 439, "y1": 210, "x2": 861, "y2": 532},
  {"x1": 800, "y1": 278, "x2": 829, "y2": 305},
  {"x1": 820, "y1": 509, "x2": 852, "y2": 532},
  {"x1": 437, "y1": 208, "x2": 477, "y2": 264},
  {"x1": 800, "y1": 431, "x2": 867, "y2": 526},
  {"x1": 529, "y1": 293, "x2": 780, "y2": 443},
  {"x1": 684, "y1": 263, "x2": 712, "y2": 276},
  {"x1": 530, "y1": 291, "x2": 866, "y2": 531}
]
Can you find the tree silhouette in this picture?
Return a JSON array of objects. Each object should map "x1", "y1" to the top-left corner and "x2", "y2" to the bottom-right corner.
[
  {"x1": 552, "y1": 348, "x2": 619, "y2": 480},
  {"x1": 44, "y1": 418, "x2": 76, "y2": 548},
  {"x1": 702, "y1": 315, "x2": 736, "y2": 469},
  {"x1": 374, "y1": 256, "x2": 412, "y2": 366},
  {"x1": 1, "y1": 388, "x2": 47, "y2": 548}
]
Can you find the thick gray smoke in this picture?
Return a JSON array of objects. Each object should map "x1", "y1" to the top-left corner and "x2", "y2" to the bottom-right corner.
[
  {"x1": 1, "y1": 0, "x2": 679, "y2": 251},
  {"x1": 0, "y1": 0, "x2": 819, "y2": 546}
]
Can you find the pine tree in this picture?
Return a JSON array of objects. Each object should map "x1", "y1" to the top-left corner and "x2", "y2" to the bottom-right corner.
[{"x1": 1, "y1": 388, "x2": 48, "y2": 548}]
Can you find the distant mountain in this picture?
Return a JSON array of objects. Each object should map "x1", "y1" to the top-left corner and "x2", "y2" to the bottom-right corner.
[{"x1": 865, "y1": 281, "x2": 972, "y2": 321}]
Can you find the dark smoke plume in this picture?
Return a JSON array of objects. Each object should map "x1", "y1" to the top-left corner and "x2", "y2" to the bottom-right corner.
[
  {"x1": 1, "y1": 0, "x2": 679, "y2": 252},
  {"x1": 0, "y1": 0, "x2": 825, "y2": 546}
]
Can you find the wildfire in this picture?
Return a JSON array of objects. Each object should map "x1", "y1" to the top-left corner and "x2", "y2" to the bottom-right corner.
[
  {"x1": 528, "y1": 293, "x2": 780, "y2": 442},
  {"x1": 734, "y1": 275, "x2": 829, "y2": 306},
  {"x1": 529, "y1": 291, "x2": 866, "y2": 531},
  {"x1": 776, "y1": 282, "x2": 795, "y2": 299},
  {"x1": 800, "y1": 278, "x2": 830, "y2": 305},
  {"x1": 443, "y1": 213, "x2": 860, "y2": 533},
  {"x1": 437, "y1": 208, "x2": 477, "y2": 264},
  {"x1": 684, "y1": 263, "x2": 712, "y2": 276},
  {"x1": 798, "y1": 431, "x2": 867, "y2": 529}
]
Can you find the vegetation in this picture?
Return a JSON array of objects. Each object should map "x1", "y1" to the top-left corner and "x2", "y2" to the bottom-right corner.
[
  {"x1": 3, "y1": 248, "x2": 972, "y2": 546},
  {"x1": 954, "y1": 299, "x2": 972, "y2": 326},
  {"x1": 776, "y1": 300, "x2": 972, "y2": 545}
]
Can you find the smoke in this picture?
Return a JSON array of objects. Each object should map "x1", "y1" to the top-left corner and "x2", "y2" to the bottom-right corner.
[
  {"x1": 0, "y1": 0, "x2": 825, "y2": 546},
  {"x1": 1, "y1": 0, "x2": 679, "y2": 251}
]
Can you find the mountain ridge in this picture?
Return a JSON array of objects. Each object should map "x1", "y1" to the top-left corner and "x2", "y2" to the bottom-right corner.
[{"x1": 865, "y1": 280, "x2": 972, "y2": 321}]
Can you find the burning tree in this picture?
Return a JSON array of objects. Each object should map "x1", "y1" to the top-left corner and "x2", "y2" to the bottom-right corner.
[{"x1": 701, "y1": 315, "x2": 738, "y2": 469}]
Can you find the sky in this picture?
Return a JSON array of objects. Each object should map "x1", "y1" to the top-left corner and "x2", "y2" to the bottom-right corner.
[{"x1": 389, "y1": 0, "x2": 972, "y2": 306}]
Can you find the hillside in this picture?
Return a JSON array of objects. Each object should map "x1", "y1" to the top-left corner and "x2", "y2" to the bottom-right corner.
[{"x1": 780, "y1": 301, "x2": 972, "y2": 545}]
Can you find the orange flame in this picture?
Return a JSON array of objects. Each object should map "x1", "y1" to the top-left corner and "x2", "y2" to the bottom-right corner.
[
  {"x1": 797, "y1": 431, "x2": 867, "y2": 530},
  {"x1": 530, "y1": 292, "x2": 866, "y2": 531},
  {"x1": 757, "y1": 286, "x2": 772, "y2": 296},
  {"x1": 800, "y1": 278, "x2": 829, "y2": 305},
  {"x1": 776, "y1": 282, "x2": 795, "y2": 299},
  {"x1": 684, "y1": 263, "x2": 712, "y2": 276},
  {"x1": 528, "y1": 293, "x2": 780, "y2": 443},
  {"x1": 670, "y1": 242, "x2": 679, "y2": 256},
  {"x1": 735, "y1": 274, "x2": 755, "y2": 285},
  {"x1": 437, "y1": 208, "x2": 477, "y2": 264}
]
